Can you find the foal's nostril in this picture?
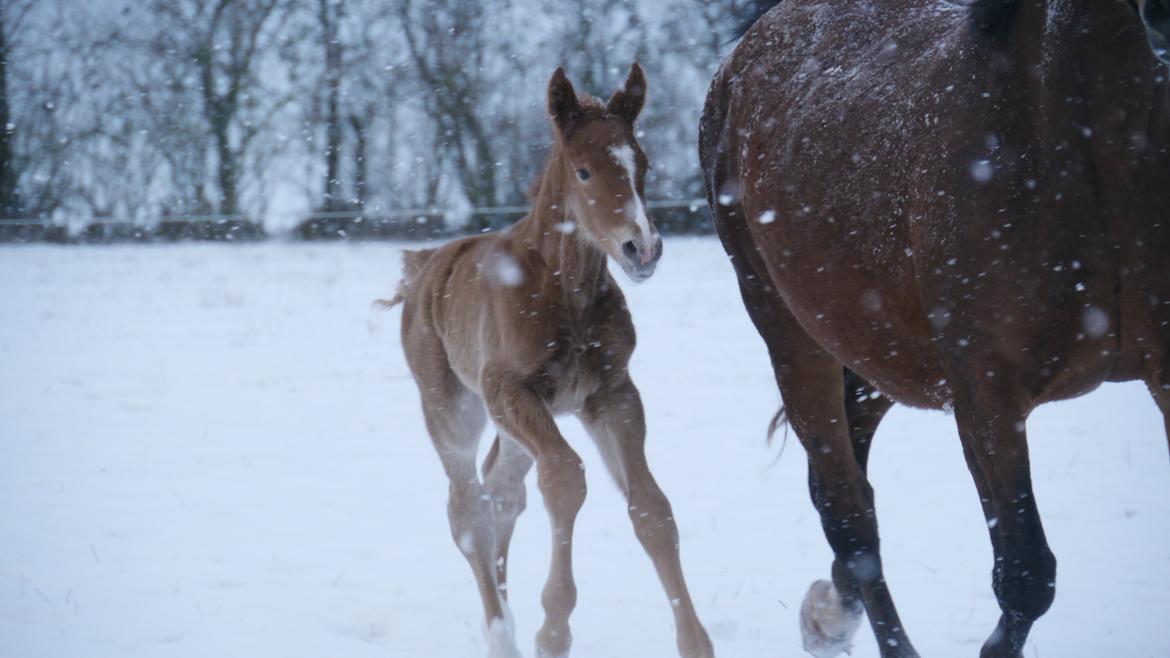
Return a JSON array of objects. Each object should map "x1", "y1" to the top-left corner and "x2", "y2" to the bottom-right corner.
[{"x1": 622, "y1": 240, "x2": 639, "y2": 260}]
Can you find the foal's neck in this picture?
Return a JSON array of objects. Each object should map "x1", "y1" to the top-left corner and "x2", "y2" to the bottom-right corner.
[{"x1": 512, "y1": 143, "x2": 609, "y2": 301}]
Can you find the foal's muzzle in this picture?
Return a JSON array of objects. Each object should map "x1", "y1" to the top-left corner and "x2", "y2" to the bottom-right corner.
[{"x1": 620, "y1": 235, "x2": 663, "y2": 282}]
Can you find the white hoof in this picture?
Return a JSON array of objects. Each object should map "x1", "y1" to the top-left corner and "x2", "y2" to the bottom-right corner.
[
  {"x1": 486, "y1": 614, "x2": 523, "y2": 658},
  {"x1": 800, "y1": 579, "x2": 864, "y2": 658}
]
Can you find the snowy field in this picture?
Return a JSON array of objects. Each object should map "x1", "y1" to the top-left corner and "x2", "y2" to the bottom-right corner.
[{"x1": 2, "y1": 239, "x2": 1168, "y2": 658}]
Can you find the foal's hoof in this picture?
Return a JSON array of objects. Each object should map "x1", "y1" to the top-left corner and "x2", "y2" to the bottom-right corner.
[
  {"x1": 486, "y1": 616, "x2": 524, "y2": 658},
  {"x1": 535, "y1": 624, "x2": 571, "y2": 658},
  {"x1": 800, "y1": 579, "x2": 864, "y2": 658}
]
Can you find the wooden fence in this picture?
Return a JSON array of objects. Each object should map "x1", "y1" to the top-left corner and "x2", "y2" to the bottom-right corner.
[{"x1": 0, "y1": 199, "x2": 712, "y2": 244}]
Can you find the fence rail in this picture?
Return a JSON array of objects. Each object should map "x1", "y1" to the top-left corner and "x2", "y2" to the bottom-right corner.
[{"x1": 0, "y1": 198, "x2": 713, "y2": 244}]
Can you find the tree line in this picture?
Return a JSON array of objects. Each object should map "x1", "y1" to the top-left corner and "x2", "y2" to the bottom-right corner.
[{"x1": 1, "y1": 0, "x2": 760, "y2": 237}]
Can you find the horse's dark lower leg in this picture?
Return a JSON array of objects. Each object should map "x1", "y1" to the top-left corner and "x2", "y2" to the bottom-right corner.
[
  {"x1": 802, "y1": 436, "x2": 916, "y2": 658},
  {"x1": 782, "y1": 366, "x2": 914, "y2": 658},
  {"x1": 954, "y1": 391, "x2": 1055, "y2": 658},
  {"x1": 819, "y1": 370, "x2": 895, "y2": 610}
]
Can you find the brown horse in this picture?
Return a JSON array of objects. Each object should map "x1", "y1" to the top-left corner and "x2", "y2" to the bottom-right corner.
[
  {"x1": 700, "y1": 1, "x2": 1170, "y2": 657},
  {"x1": 384, "y1": 65, "x2": 714, "y2": 658}
]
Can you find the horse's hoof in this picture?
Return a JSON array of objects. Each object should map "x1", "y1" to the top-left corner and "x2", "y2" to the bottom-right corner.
[{"x1": 800, "y1": 579, "x2": 864, "y2": 658}]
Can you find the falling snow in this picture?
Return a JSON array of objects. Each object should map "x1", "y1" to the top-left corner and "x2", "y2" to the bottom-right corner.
[
  {"x1": 969, "y1": 159, "x2": 994, "y2": 184},
  {"x1": 485, "y1": 252, "x2": 525, "y2": 287},
  {"x1": 1082, "y1": 306, "x2": 1110, "y2": 339}
]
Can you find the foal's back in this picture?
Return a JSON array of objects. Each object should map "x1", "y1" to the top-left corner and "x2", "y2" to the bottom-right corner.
[{"x1": 399, "y1": 228, "x2": 634, "y2": 411}]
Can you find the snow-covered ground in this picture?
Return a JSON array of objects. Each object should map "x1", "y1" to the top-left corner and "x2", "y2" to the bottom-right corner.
[{"x1": 1, "y1": 239, "x2": 1167, "y2": 658}]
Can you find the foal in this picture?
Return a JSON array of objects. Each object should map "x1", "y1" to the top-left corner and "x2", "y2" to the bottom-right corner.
[{"x1": 385, "y1": 65, "x2": 713, "y2": 658}]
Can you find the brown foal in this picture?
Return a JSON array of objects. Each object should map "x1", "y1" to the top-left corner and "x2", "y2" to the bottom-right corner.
[{"x1": 383, "y1": 65, "x2": 713, "y2": 658}]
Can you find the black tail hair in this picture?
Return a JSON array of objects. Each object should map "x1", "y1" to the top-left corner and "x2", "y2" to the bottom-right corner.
[{"x1": 968, "y1": 0, "x2": 1021, "y2": 39}]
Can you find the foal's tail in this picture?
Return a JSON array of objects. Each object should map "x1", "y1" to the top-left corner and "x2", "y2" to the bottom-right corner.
[{"x1": 372, "y1": 248, "x2": 437, "y2": 310}]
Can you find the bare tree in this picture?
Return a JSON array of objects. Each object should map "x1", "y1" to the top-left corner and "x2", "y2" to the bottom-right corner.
[
  {"x1": 144, "y1": 0, "x2": 286, "y2": 218},
  {"x1": 2, "y1": 0, "x2": 731, "y2": 238},
  {"x1": 1, "y1": 0, "x2": 35, "y2": 217},
  {"x1": 397, "y1": 0, "x2": 511, "y2": 230},
  {"x1": 316, "y1": 0, "x2": 344, "y2": 211}
]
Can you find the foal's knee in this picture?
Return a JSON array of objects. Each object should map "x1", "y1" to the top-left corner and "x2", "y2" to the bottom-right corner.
[
  {"x1": 629, "y1": 485, "x2": 679, "y2": 548},
  {"x1": 488, "y1": 477, "x2": 527, "y2": 524},
  {"x1": 538, "y1": 450, "x2": 587, "y2": 521},
  {"x1": 448, "y1": 481, "x2": 495, "y2": 556},
  {"x1": 993, "y1": 545, "x2": 1056, "y2": 621}
]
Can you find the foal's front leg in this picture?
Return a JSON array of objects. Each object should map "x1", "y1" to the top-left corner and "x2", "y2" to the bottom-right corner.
[
  {"x1": 483, "y1": 433, "x2": 534, "y2": 599},
  {"x1": 483, "y1": 368, "x2": 586, "y2": 658},
  {"x1": 579, "y1": 377, "x2": 715, "y2": 658}
]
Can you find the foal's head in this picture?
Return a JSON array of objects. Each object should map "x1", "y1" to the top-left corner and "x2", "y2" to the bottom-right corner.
[
  {"x1": 546, "y1": 64, "x2": 663, "y2": 282},
  {"x1": 1138, "y1": 0, "x2": 1170, "y2": 63}
]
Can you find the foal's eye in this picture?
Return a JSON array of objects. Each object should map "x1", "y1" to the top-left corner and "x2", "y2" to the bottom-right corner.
[{"x1": 576, "y1": 168, "x2": 591, "y2": 181}]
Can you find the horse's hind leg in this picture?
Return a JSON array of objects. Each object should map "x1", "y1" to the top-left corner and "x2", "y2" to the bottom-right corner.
[
  {"x1": 579, "y1": 377, "x2": 715, "y2": 658},
  {"x1": 952, "y1": 380, "x2": 1054, "y2": 658},
  {"x1": 801, "y1": 369, "x2": 895, "y2": 656},
  {"x1": 842, "y1": 369, "x2": 894, "y2": 476},
  {"x1": 482, "y1": 433, "x2": 534, "y2": 600},
  {"x1": 416, "y1": 372, "x2": 521, "y2": 658},
  {"x1": 714, "y1": 204, "x2": 916, "y2": 658},
  {"x1": 782, "y1": 357, "x2": 916, "y2": 658}
]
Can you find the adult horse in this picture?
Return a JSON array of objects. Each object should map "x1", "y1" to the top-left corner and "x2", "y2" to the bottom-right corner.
[{"x1": 700, "y1": 1, "x2": 1170, "y2": 657}]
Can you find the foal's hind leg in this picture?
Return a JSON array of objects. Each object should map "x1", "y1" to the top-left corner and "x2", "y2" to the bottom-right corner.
[
  {"x1": 579, "y1": 377, "x2": 715, "y2": 658},
  {"x1": 483, "y1": 366, "x2": 587, "y2": 658},
  {"x1": 801, "y1": 369, "x2": 895, "y2": 657},
  {"x1": 952, "y1": 380, "x2": 1054, "y2": 658},
  {"x1": 416, "y1": 376, "x2": 521, "y2": 658},
  {"x1": 483, "y1": 433, "x2": 534, "y2": 600}
]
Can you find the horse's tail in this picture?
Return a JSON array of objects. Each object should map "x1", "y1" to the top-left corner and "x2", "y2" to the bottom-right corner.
[
  {"x1": 766, "y1": 405, "x2": 788, "y2": 445},
  {"x1": 371, "y1": 248, "x2": 437, "y2": 310}
]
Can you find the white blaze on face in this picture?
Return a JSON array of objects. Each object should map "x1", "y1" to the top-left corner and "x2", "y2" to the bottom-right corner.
[{"x1": 608, "y1": 142, "x2": 653, "y2": 244}]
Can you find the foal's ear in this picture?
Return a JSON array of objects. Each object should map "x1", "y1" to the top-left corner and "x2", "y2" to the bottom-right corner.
[
  {"x1": 548, "y1": 67, "x2": 581, "y2": 136},
  {"x1": 607, "y1": 63, "x2": 646, "y2": 125}
]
